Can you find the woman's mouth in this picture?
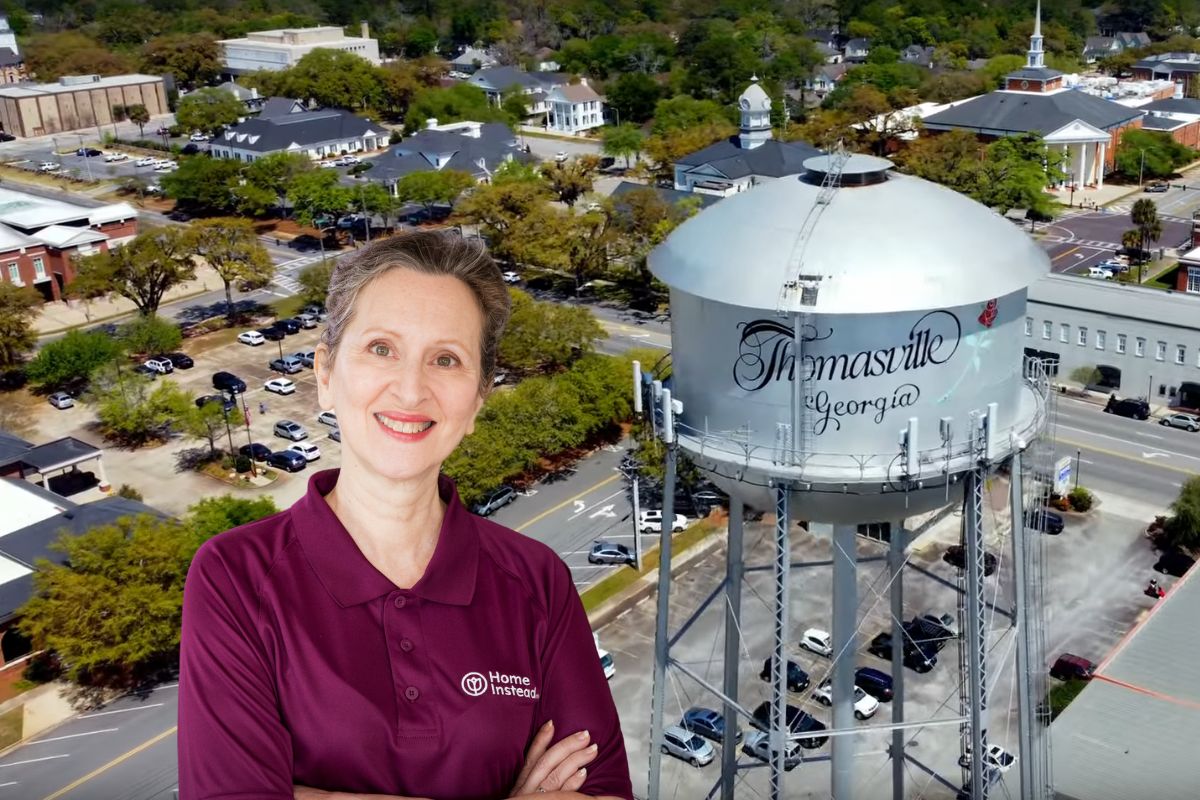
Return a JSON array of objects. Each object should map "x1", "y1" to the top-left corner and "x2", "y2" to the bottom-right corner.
[{"x1": 375, "y1": 414, "x2": 435, "y2": 435}]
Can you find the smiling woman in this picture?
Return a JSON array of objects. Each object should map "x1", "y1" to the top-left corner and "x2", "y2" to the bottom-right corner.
[{"x1": 178, "y1": 232, "x2": 633, "y2": 800}]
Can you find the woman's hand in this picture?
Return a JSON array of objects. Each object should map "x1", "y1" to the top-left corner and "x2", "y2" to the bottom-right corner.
[
  {"x1": 508, "y1": 721, "x2": 598, "y2": 797},
  {"x1": 294, "y1": 786, "x2": 431, "y2": 800}
]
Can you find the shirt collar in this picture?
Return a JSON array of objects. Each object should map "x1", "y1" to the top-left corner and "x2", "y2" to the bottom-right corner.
[{"x1": 293, "y1": 469, "x2": 479, "y2": 608}]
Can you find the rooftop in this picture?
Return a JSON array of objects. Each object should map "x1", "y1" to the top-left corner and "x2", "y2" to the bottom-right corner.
[
  {"x1": 922, "y1": 87, "x2": 1143, "y2": 135},
  {"x1": 0, "y1": 73, "x2": 161, "y2": 99},
  {"x1": 676, "y1": 137, "x2": 821, "y2": 181},
  {"x1": 1028, "y1": 272, "x2": 1200, "y2": 333},
  {"x1": 215, "y1": 107, "x2": 382, "y2": 153}
]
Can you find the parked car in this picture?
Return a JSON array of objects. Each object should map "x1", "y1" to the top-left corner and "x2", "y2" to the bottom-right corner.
[
  {"x1": 189, "y1": 131, "x2": 210, "y2": 142},
  {"x1": 920, "y1": 612, "x2": 958, "y2": 638},
  {"x1": 638, "y1": 509, "x2": 688, "y2": 533},
  {"x1": 294, "y1": 350, "x2": 316, "y2": 368},
  {"x1": 959, "y1": 744, "x2": 1016, "y2": 774},
  {"x1": 1086, "y1": 265, "x2": 1114, "y2": 279},
  {"x1": 1104, "y1": 396, "x2": 1150, "y2": 420},
  {"x1": 135, "y1": 156, "x2": 158, "y2": 167},
  {"x1": 153, "y1": 161, "x2": 178, "y2": 172},
  {"x1": 211, "y1": 371, "x2": 246, "y2": 394},
  {"x1": 0, "y1": 131, "x2": 14, "y2": 142},
  {"x1": 265, "y1": 378, "x2": 297, "y2": 395},
  {"x1": 164, "y1": 352, "x2": 194, "y2": 369},
  {"x1": 48, "y1": 392, "x2": 74, "y2": 409},
  {"x1": 1049, "y1": 653, "x2": 1096, "y2": 682},
  {"x1": 799, "y1": 628, "x2": 833, "y2": 657},
  {"x1": 37, "y1": 161, "x2": 60, "y2": 172},
  {"x1": 473, "y1": 485, "x2": 517, "y2": 516},
  {"x1": 143, "y1": 357, "x2": 174, "y2": 374},
  {"x1": 239, "y1": 442, "x2": 272, "y2": 462},
  {"x1": 237, "y1": 331, "x2": 265, "y2": 346},
  {"x1": 328, "y1": 426, "x2": 341, "y2": 442},
  {"x1": 749, "y1": 702, "x2": 828, "y2": 749},
  {"x1": 288, "y1": 442, "x2": 321, "y2": 462},
  {"x1": 274, "y1": 318, "x2": 301, "y2": 335},
  {"x1": 502, "y1": 271, "x2": 521, "y2": 284},
  {"x1": 661, "y1": 724, "x2": 715, "y2": 767},
  {"x1": 300, "y1": 304, "x2": 328, "y2": 322},
  {"x1": 681, "y1": 707, "x2": 741, "y2": 744},
  {"x1": 273, "y1": 420, "x2": 308, "y2": 441},
  {"x1": 103, "y1": 152, "x2": 128, "y2": 162},
  {"x1": 317, "y1": 410, "x2": 338, "y2": 427},
  {"x1": 195, "y1": 394, "x2": 235, "y2": 411},
  {"x1": 337, "y1": 154, "x2": 361, "y2": 166},
  {"x1": 266, "y1": 450, "x2": 307, "y2": 472},
  {"x1": 132, "y1": 364, "x2": 158, "y2": 379},
  {"x1": 854, "y1": 667, "x2": 894, "y2": 701},
  {"x1": 902, "y1": 616, "x2": 953, "y2": 653},
  {"x1": 943, "y1": 545, "x2": 998, "y2": 576},
  {"x1": 76, "y1": 147, "x2": 102, "y2": 157},
  {"x1": 741, "y1": 731, "x2": 803, "y2": 771},
  {"x1": 1032, "y1": 508, "x2": 1064, "y2": 534},
  {"x1": 295, "y1": 314, "x2": 318, "y2": 329},
  {"x1": 1161, "y1": 412, "x2": 1200, "y2": 432},
  {"x1": 588, "y1": 541, "x2": 632, "y2": 565},
  {"x1": 259, "y1": 327, "x2": 286, "y2": 342},
  {"x1": 167, "y1": 208, "x2": 192, "y2": 222},
  {"x1": 269, "y1": 356, "x2": 304, "y2": 374},
  {"x1": 554, "y1": 151, "x2": 568, "y2": 162},
  {"x1": 867, "y1": 632, "x2": 937, "y2": 673},
  {"x1": 1153, "y1": 549, "x2": 1195, "y2": 576},
  {"x1": 1144, "y1": 181, "x2": 1169, "y2": 192},
  {"x1": 810, "y1": 681, "x2": 880, "y2": 719},
  {"x1": 758, "y1": 658, "x2": 810, "y2": 693},
  {"x1": 319, "y1": 160, "x2": 339, "y2": 169}
]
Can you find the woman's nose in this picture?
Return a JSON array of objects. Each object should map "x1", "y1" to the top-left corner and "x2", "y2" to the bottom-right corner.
[{"x1": 387, "y1": 361, "x2": 430, "y2": 405}]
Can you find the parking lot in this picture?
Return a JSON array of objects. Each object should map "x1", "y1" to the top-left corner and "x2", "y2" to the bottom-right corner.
[{"x1": 597, "y1": 484, "x2": 1169, "y2": 800}]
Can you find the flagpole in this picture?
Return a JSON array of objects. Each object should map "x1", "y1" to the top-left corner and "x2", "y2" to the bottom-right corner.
[{"x1": 241, "y1": 394, "x2": 257, "y2": 477}]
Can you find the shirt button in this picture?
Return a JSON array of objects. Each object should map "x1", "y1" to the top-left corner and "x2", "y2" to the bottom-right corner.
[
  {"x1": 400, "y1": 639, "x2": 414, "y2": 652},
  {"x1": 393, "y1": 596, "x2": 407, "y2": 609},
  {"x1": 404, "y1": 686, "x2": 420, "y2": 701}
]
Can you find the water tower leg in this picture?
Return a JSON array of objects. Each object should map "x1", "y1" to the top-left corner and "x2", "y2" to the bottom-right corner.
[
  {"x1": 963, "y1": 468, "x2": 989, "y2": 798},
  {"x1": 830, "y1": 523, "x2": 858, "y2": 800},
  {"x1": 647, "y1": 441, "x2": 677, "y2": 800},
  {"x1": 1008, "y1": 451, "x2": 1038, "y2": 800},
  {"x1": 768, "y1": 483, "x2": 791, "y2": 800},
  {"x1": 720, "y1": 500, "x2": 745, "y2": 800},
  {"x1": 888, "y1": 520, "x2": 906, "y2": 800}
]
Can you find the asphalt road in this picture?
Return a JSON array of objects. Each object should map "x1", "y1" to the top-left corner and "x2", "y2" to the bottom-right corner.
[{"x1": 1037, "y1": 206, "x2": 1191, "y2": 277}]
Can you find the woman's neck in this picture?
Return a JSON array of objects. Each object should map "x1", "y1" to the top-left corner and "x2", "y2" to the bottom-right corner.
[{"x1": 322, "y1": 462, "x2": 447, "y2": 590}]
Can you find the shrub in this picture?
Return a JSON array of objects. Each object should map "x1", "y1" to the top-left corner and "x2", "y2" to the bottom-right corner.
[
  {"x1": 1051, "y1": 496, "x2": 1071, "y2": 512},
  {"x1": 115, "y1": 484, "x2": 143, "y2": 501},
  {"x1": 1068, "y1": 487, "x2": 1094, "y2": 512},
  {"x1": 234, "y1": 455, "x2": 252, "y2": 474}
]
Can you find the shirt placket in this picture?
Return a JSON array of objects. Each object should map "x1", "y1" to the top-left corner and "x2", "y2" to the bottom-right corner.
[{"x1": 386, "y1": 590, "x2": 438, "y2": 738}]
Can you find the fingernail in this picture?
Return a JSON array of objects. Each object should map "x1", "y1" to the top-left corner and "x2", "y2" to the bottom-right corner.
[
  {"x1": 577, "y1": 729, "x2": 590, "y2": 740},
  {"x1": 545, "y1": 720, "x2": 554, "y2": 730},
  {"x1": 577, "y1": 768, "x2": 587, "y2": 777},
  {"x1": 588, "y1": 744, "x2": 598, "y2": 752}
]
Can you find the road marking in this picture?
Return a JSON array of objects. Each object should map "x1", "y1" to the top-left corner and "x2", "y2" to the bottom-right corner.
[
  {"x1": 1142, "y1": 452, "x2": 1169, "y2": 459},
  {"x1": 0, "y1": 755, "x2": 70, "y2": 768},
  {"x1": 0, "y1": 782, "x2": 15, "y2": 787},
  {"x1": 589, "y1": 503, "x2": 617, "y2": 519},
  {"x1": 27, "y1": 729, "x2": 118, "y2": 744},
  {"x1": 38, "y1": 727, "x2": 176, "y2": 800},
  {"x1": 79, "y1": 703, "x2": 163, "y2": 719},
  {"x1": 1050, "y1": 246, "x2": 1080, "y2": 262},
  {"x1": 573, "y1": 501, "x2": 586, "y2": 513},
  {"x1": 568, "y1": 489, "x2": 624, "y2": 522},
  {"x1": 515, "y1": 473, "x2": 620, "y2": 533},
  {"x1": 1055, "y1": 436, "x2": 1198, "y2": 476},
  {"x1": 1056, "y1": 425, "x2": 1200, "y2": 463}
]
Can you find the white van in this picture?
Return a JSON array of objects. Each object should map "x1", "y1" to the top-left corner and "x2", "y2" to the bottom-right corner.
[{"x1": 593, "y1": 633, "x2": 615, "y2": 680}]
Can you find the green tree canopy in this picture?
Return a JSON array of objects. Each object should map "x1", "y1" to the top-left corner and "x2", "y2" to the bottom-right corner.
[
  {"x1": 1164, "y1": 476, "x2": 1200, "y2": 552},
  {"x1": 601, "y1": 124, "x2": 645, "y2": 168},
  {"x1": 175, "y1": 87, "x2": 245, "y2": 135},
  {"x1": 24, "y1": 32, "x2": 135, "y2": 80},
  {"x1": 541, "y1": 156, "x2": 600, "y2": 207},
  {"x1": 605, "y1": 72, "x2": 661, "y2": 124},
  {"x1": 0, "y1": 283, "x2": 39, "y2": 369},
  {"x1": 140, "y1": 33, "x2": 222, "y2": 90},
  {"x1": 278, "y1": 49, "x2": 384, "y2": 111},
  {"x1": 89, "y1": 370, "x2": 193, "y2": 446},
  {"x1": 118, "y1": 315, "x2": 183, "y2": 356},
  {"x1": 161, "y1": 156, "x2": 245, "y2": 214},
  {"x1": 289, "y1": 169, "x2": 353, "y2": 228},
  {"x1": 650, "y1": 95, "x2": 732, "y2": 136},
  {"x1": 70, "y1": 228, "x2": 196, "y2": 317},
  {"x1": 186, "y1": 218, "x2": 276, "y2": 320},
  {"x1": 243, "y1": 152, "x2": 313, "y2": 213},
  {"x1": 403, "y1": 84, "x2": 512, "y2": 133},
  {"x1": 25, "y1": 330, "x2": 123, "y2": 391},
  {"x1": 297, "y1": 260, "x2": 333, "y2": 306},
  {"x1": 1115, "y1": 128, "x2": 1195, "y2": 180},
  {"x1": 500, "y1": 290, "x2": 605, "y2": 372},
  {"x1": 393, "y1": 169, "x2": 475, "y2": 213},
  {"x1": 126, "y1": 104, "x2": 151, "y2": 137}
]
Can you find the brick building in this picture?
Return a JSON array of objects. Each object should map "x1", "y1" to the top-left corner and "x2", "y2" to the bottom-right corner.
[{"x1": 0, "y1": 73, "x2": 167, "y2": 139}]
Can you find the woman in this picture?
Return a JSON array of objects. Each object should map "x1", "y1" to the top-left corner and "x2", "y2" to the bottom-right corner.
[{"x1": 179, "y1": 232, "x2": 632, "y2": 800}]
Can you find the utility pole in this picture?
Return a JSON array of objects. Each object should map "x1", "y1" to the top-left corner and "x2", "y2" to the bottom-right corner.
[{"x1": 631, "y1": 361, "x2": 644, "y2": 571}]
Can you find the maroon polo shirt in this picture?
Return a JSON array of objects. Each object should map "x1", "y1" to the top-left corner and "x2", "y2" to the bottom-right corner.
[{"x1": 178, "y1": 469, "x2": 632, "y2": 800}]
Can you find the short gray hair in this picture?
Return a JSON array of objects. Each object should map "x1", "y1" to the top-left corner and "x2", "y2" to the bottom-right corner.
[{"x1": 319, "y1": 231, "x2": 511, "y2": 395}]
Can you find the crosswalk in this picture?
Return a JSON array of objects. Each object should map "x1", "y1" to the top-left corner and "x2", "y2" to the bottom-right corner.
[
  {"x1": 270, "y1": 253, "x2": 326, "y2": 295},
  {"x1": 1039, "y1": 234, "x2": 1121, "y2": 250},
  {"x1": 1101, "y1": 203, "x2": 1189, "y2": 222}
]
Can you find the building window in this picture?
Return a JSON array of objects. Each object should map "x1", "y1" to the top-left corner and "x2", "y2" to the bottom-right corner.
[
  {"x1": 1042, "y1": 321, "x2": 1051, "y2": 340},
  {"x1": 1096, "y1": 330, "x2": 1106, "y2": 350},
  {"x1": 1025, "y1": 317, "x2": 1033, "y2": 336},
  {"x1": 6, "y1": 263, "x2": 17, "y2": 283},
  {"x1": 1060, "y1": 323, "x2": 1069, "y2": 343},
  {"x1": 1136, "y1": 337, "x2": 1146, "y2": 357},
  {"x1": 1077, "y1": 327, "x2": 1087, "y2": 346},
  {"x1": 1116, "y1": 333, "x2": 1126, "y2": 354},
  {"x1": 1156, "y1": 341, "x2": 1166, "y2": 361},
  {"x1": 1189, "y1": 266, "x2": 1200, "y2": 294},
  {"x1": 1177, "y1": 345, "x2": 1186, "y2": 365}
]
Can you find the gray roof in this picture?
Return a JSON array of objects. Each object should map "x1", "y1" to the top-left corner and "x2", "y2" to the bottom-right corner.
[
  {"x1": 922, "y1": 88, "x2": 1143, "y2": 135},
  {"x1": 257, "y1": 96, "x2": 306, "y2": 119},
  {"x1": 1051, "y1": 562, "x2": 1200, "y2": 800},
  {"x1": 845, "y1": 38, "x2": 870, "y2": 51},
  {"x1": 609, "y1": 181, "x2": 721, "y2": 212},
  {"x1": 0, "y1": 431, "x2": 33, "y2": 470},
  {"x1": 215, "y1": 107, "x2": 381, "y2": 153},
  {"x1": 0, "y1": 47, "x2": 21, "y2": 67},
  {"x1": 1142, "y1": 115, "x2": 1185, "y2": 130},
  {"x1": 19, "y1": 436, "x2": 99, "y2": 473},
  {"x1": 369, "y1": 122, "x2": 534, "y2": 184},
  {"x1": 1143, "y1": 97, "x2": 1200, "y2": 115},
  {"x1": 1084, "y1": 36, "x2": 1116, "y2": 53},
  {"x1": 466, "y1": 66, "x2": 565, "y2": 94},
  {"x1": 676, "y1": 137, "x2": 822, "y2": 180},
  {"x1": 1028, "y1": 273, "x2": 1200, "y2": 333},
  {"x1": 218, "y1": 81, "x2": 254, "y2": 101},
  {"x1": 1135, "y1": 52, "x2": 1200, "y2": 73},
  {"x1": 450, "y1": 47, "x2": 496, "y2": 68},
  {"x1": 1006, "y1": 66, "x2": 1064, "y2": 81}
]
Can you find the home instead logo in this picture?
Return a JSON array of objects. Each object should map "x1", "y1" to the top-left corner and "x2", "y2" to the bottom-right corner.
[{"x1": 460, "y1": 671, "x2": 540, "y2": 699}]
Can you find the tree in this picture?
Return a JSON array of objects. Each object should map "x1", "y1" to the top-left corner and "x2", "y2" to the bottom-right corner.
[
  {"x1": 175, "y1": 87, "x2": 244, "y2": 135},
  {"x1": 160, "y1": 155, "x2": 244, "y2": 213},
  {"x1": 70, "y1": 228, "x2": 196, "y2": 317},
  {"x1": 403, "y1": 84, "x2": 511, "y2": 133},
  {"x1": 0, "y1": 283, "x2": 39, "y2": 369},
  {"x1": 289, "y1": 169, "x2": 353, "y2": 228},
  {"x1": 90, "y1": 370, "x2": 193, "y2": 446},
  {"x1": 278, "y1": 49, "x2": 383, "y2": 111},
  {"x1": 393, "y1": 170, "x2": 475, "y2": 215},
  {"x1": 188, "y1": 495, "x2": 278, "y2": 542},
  {"x1": 140, "y1": 33, "x2": 222, "y2": 90},
  {"x1": 500, "y1": 291, "x2": 606, "y2": 372},
  {"x1": 1115, "y1": 128, "x2": 1196, "y2": 180},
  {"x1": 127, "y1": 104, "x2": 150, "y2": 138},
  {"x1": 601, "y1": 124, "x2": 644, "y2": 168},
  {"x1": 357, "y1": 182, "x2": 399, "y2": 231},
  {"x1": 1131, "y1": 198, "x2": 1163, "y2": 281},
  {"x1": 839, "y1": 84, "x2": 921, "y2": 156},
  {"x1": 644, "y1": 122, "x2": 736, "y2": 183},
  {"x1": 501, "y1": 85, "x2": 530, "y2": 123},
  {"x1": 541, "y1": 156, "x2": 600, "y2": 207},
  {"x1": 1069, "y1": 365, "x2": 1102, "y2": 388},
  {"x1": 184, "y1": 399, "x2": 231, "y2": 460},
  {"x1": 25, "y1": 330, "x2": 123, "y2": 391},
  {"x1": 454, "y1": 179, "x2": 553, "y2": 262},
  {"x1": 244, "y1": 152, "x2": 313, "y2": 214},
  {"x1": 24, "y1": 32, "x2": 135, "y2": 80},
  {"x1": 186, "y1": 218, "x2": 275, "y2": 320},
  {"x1": 118, "y1": 315, "x2": 183, "y2": 356},
  {"x1": 650, "y1": 95, "x2": 731, "y2": 135},
  {"x1": 298, "y1": 260, "x2": 333, "y2": 307},
  {"x1": 605, "y1": 73, "x2": 661, "y2": 124},
  {"x1": 1164, "y1": 476, "x2": 1200, "y2": 552}
]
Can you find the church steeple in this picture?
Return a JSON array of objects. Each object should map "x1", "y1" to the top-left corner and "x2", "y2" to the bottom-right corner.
[
  {"x1": 1028, "y1": 0, "x2": 1045, "y2": 69},
  {"x1": 737, "y1": 76, "x2": 773, "y2": 150}
]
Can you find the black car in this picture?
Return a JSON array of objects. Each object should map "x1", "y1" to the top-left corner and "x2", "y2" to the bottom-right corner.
[
  {"x1": 758, "y1": 658, "x2": 810, "y2": 693},
  {"x1": 212, "y1": 371, "x2": 247, "y2": 394},
  {"x1": 239, "y1": 442, "x2": 273, "y2": 462},
  {"x1": 1154, "y1": 549, "x2": 1195, "y2": 577},
  {"x1": 854, "y1": 667, "x2": 894, "y2": 701},
  {"x1": 180, "y1": 143, "x2": 201, "y2": 155},
  {"x1": 259, "y1": 327, "x2": 286, "y2": 341},
  {"x1": 76, "y1": 147, "x2": 102, "y2": 157},
  {"x1": 267, "y1": 450, "x2": 307, "y2": 472},
  {"x1": 0, "y1": 131, "x2": 14, "y2": 142},
  {"x1": 749, "y1": 702, "x2": 828, "y2": 749},
  {"x1": 868, "y1": 632, "x2": 937, "y2": 673},
  {"x1": 943, "y1": 545, "x2": 998, "y2": 576},
  {"x1": 1032, "y1": 508, "x2": 1064, "y2": 534},
  {"x1": 681, "y1": 707, "x2": 741, "y2": 744},
  {"x1": 168, "y1": 209, "x2": 193, "y2": 222},
  {"x1": 274, "y1": 318, "x2": 301, "y2": 335},
  {"x1": 195, "y1": 394, "x2": 235, "y2": 412},
  {"x1": 165, "y1": 352, "x2": 194, "y2": 369},
  {"x1": 903, "y1": 617, "x2": 954, "y2": 653},
  {"x1": 132, "y1": 364, "x2": 158, "y2": 379},
  {"x1": 1104, "y1": 396, "x2": 1150, "y2": 420}
]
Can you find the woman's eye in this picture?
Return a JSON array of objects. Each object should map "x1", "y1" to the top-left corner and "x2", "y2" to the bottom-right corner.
[
  {"x1": 370, "y1": 343, "x2": 391, "y2": 357},
  {"x1": 436, "y1": 354, "x2": 459, "y2": 367}
]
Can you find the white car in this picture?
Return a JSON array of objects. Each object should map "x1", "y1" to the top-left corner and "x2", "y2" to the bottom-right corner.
[
  {"x1": 959, "y1": 743, "x2": 1016, "y2": 774},
  {"x1": 288, "y1": 441, "x2": 322, "y2": 461},
  {"x1": 135, "y1": 156, "x2": 158, "y2": 167},
  {"x1": 189, "y1": 132, "x2": 209, "y2": 142},
  {"x1": 337, "y1": 155, "x2": 360, "y2": 166},
  {"x1": 1086, "y1": 265, "x2": 1113, "y2": 279},
  {"x1": 319, "y1": 160, "x2": 339, "y2": 169},
  {"x1": 811, "y1": 681, "x2": 880, "y2": 720},
  {"x1": 265, "y1": 378, "x2": 296, "y2": 395},
  {"x1": 638, "y1": 510, "x2": 688, "y2": 533},
  {"x1": 317, "y1": 410, "x2": 338, "y2": 427},
  {"x1": 103, "y1": 152, "x2": 128, "y2": 162},
  {"x1": 154, "y1": 161, "x2": 178, "y2": 172},
  {"x1": 238, "y1": 331, "x2": 265, "y2": 346},
  {"x1": 554, "y1": 151, "x2": 568, "y2": 163},
  {"x1": 37, "y1": 161, "x2": 59, "y2": 172},
  {"x1": 799, "y1": 628, "x2": 833, "y2": 657},
  {"x1": 48, "y1": 392, "x2": 75, "y2": 410},
  {"x1": 501, "y1": 271, "x2": 521, "y2": 284},
  {"x1": 741, "y1": 731, "x2": 802, "y2": 771},
  {"x1": 661, "y1": 724, "x2": 715, "y2": 767}
]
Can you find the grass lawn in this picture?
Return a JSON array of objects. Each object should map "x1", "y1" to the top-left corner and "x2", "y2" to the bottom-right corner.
[
  {"x1": 0, "y1": 707, "x2": 21, "y2": 749},
  {"x1": 1048, "y1": 678, "x2": 1088, "y2": 720},
  {"x1": 185, "y1": 327, "x2": 241, "y2": 358},
  {"x1": 580, "y1": 519, "x2": 720, "y2": 613},
  {"x1": 269, "y1": 296, "x2": 310, "y2": 319},
  {"x1": 1145, "y1": 262, "x2": 1178, "y2": 290}
]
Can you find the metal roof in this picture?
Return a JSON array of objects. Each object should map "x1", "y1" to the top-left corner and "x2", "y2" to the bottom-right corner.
[
  {"x1": 922, "y1": 88, "x2": 1143, "y2": 135},
  {"x1": 18, "y1": 436, "x2": 100, "y2": 473},
  {"x1": 215, "y1": 108, "x2": 382, "y2": 153},
  {"x1": 1051, "y1": 562, "x2": 1200, "y2": 800},
  {"x1": 1143, "y1": 97, "x2": 1200, "y2": 115},
  {"x1": 649, "y1": 157, "x2": 1049, "y2": 314},
  {"x1": 675, "y1": 138, "x2": 822, "y2": 180},
  {"x1": 1027, "y1": 272, "x2": 1200, "y2": 333},
  {"x1": 0, "y1": 73, "x2": 161, "y2": 98},
  {"x1": 370, "y1": 123, "x2": 534, "y2": 183}
]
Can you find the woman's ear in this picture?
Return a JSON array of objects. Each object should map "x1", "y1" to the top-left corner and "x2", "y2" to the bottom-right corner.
[{"x1": 314, "y1": 343, "x2": 333, "y2": 410}]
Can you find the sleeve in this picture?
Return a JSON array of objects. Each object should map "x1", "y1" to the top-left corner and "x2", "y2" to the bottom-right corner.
[
  {"x1": 535, "y1": 558, "x2": 634, "y2": 800},
  {"x1": 178, "y1": 541, "x2": 294, "y2": 800}
]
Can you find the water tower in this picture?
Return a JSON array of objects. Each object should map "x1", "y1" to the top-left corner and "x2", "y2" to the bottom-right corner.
[{"x1": 641, "y1": 152, "x2": 1056, "y2": 800}]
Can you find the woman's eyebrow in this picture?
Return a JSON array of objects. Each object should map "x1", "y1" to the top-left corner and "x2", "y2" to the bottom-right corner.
[{"x1": 359, "y1": 328, "x2": 471, "y2": 350}]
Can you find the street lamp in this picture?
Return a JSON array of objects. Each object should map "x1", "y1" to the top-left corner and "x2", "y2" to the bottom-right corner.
[
  {"x1": 1139, "y1": 148, "x2": 1146, "y2": 187},
  {"x1": 1068, "y1": 171, "x2": 1075, "y2": 208}
]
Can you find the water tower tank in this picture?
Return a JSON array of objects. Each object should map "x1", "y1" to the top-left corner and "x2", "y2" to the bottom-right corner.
[{"x1": 648, "y1": 154, "x2": 1051, "y2": 521}]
